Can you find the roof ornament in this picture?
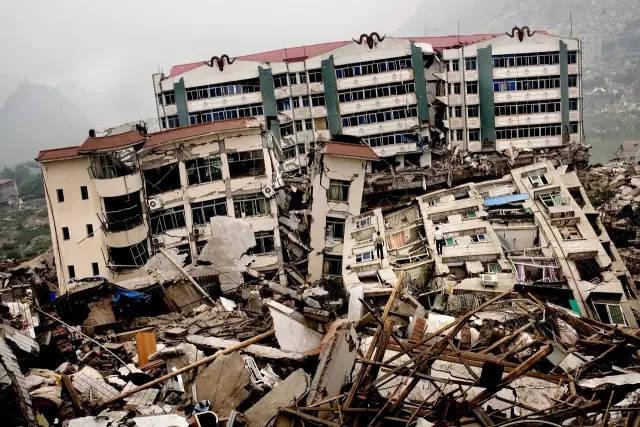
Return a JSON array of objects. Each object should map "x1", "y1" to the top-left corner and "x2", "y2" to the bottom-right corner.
[
  {"x1": 352, "y1": 32, "x2": 386, "y2": 49},
  {"x1": 505, "y1": 26, "x2": 536, "y2": 42},
  {"x1": 206, "y1": 54, "x2": 236, "y2": 71}
]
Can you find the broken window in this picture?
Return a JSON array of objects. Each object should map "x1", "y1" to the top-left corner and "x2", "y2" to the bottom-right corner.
[
  {"x1": 568, "y1": 188, "x2": 586, "y2": 208},
  {"x1": 67, "y1": 265, "x2": 75, "y2": 280},
  {"x1": 80, "y1": 186, "x2": 89, "y2": 200},
  {"x1": 227, "y1": 150, "x2": 265, "y2": 178},
  {"x1": 486, "y1": 262, "x2": 501, "y2": 273},
  {"x1": 90, "y1": 152, "x2": 138, "y2": 179},
  {"x1": 62, "y1": 227, "x2": 70, "y2": 241},
  {"x1": 92, "y1": 262, "x2": 99, "y2": 276},
  {"x1": 323, "y1": 255, "x2": 342, "y2": 276},
  {"x1": 251, "y1": 231, "x2": 275, "y2": 255},
  {"x1": 427, "y1": 197, "x2": 440, "y2": 206},
  {"x1": 328, "y1": 179, "x2": 350, "y2": 202},
  {"x1": 175, "y1": 243, "x2": 192, "y2": 265},
  {"x1": 444, "y1": 237, "x2": 457, "y2": 246},
  {"x1": 575, "y1": 258, "x2": 601, "y2": 282},
  {"x1": 463, "y1": 210, "x2": 477, "y2": 219},
  {"x1": 102, "y1": 192, "x2": 143, "y2": 232},
  {"x1": 56, "y1": 189, "x2": 64, "y2": 202},
  {"x1": 560, "y1": 226, "x2": 582, "y2": 240},
  {"x1": 191, "y1": 197, "x2": 228, "y2": 225},
  {"x1": 144, "y1": 163, "x2": 181, "y2": 196},
  {"x1": 109, "y1": 241, "x2": 149, "y2": 270},
  {"x1": 355, "y1": 251, "x2": 375, "y2": 263},
  {"x1": 326, "y1": 217, "x2": 346, "y2": 241},
  {"x1": 471, "y1": 233, "x2": 489, "y2": 243},
  {"x1": 528, "y1": 174, "x2": 549, "y2": 187},
  {"x1": 186, "y1": 155, "x2": 223, "y2": 185},
  {"x1": 283, "y1": 146, "x2": 297, "y2": 160},
  {"x1": 539, "y1": 192, "x2": 568, "y2": 208},
  {"x1": 150, "y1": 206, "x2": 186, "y2": 234},
  {"x1": 86, "y1": 224, "x2": 94, "y2": 238},
  {"x1": 593, "y1": 301, "x2": 627, "y2": 326},
  {"x1": 233, "y1": 193, "x2": 269, "y2": 218}
]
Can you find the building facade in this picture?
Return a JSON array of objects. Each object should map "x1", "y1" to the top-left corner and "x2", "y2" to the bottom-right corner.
[
  {"x1": 0, "y1": 178, "x2": 18, "y2": 205},
  {"x1": 37, "y1": 119, "x2": 285, "y2": 292}
]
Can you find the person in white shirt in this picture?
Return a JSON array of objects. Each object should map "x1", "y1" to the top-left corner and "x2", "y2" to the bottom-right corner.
[
  {"x1": 434, "y1": 226, "x2": 444, "y2": 255},
  {"x1": 374, "y1": 231, "x2": 385, "y2": 260}
]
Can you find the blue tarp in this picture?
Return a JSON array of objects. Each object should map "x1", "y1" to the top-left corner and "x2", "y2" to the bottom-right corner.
[
  {"x1": 483, "y1": 193, "x2": 529, "y2": 207},
  {"x1": 112, "y1": 287, "x2": 151, "y2": 304}
]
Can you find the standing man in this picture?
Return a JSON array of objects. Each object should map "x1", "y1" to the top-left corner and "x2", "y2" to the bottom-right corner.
[
  {"x1": 375, "y1": 231, "x2": 385, "y2": 260},
  {"x1": 434, "y1": 226, "x2": 444, "y2": 256}
]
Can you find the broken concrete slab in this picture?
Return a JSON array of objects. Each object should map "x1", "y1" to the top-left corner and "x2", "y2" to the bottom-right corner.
[
  {"x1": 194, "y1": 352, "x2": 251, "y2": 417},
  {"x1": 244, "y1": 368, "x2": 311, "y2": 427},
  {"x1": 266, "y1": 300, "x2": 323, "y2": 353},
  {"x1": 187, "y1": 334, "x2": 305, "y2": 361}
]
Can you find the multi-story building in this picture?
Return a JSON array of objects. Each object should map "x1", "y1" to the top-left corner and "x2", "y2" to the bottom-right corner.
[
  {"x1": 437, "y1": 30, "x2": 583, "y2": 154},
  {"x1": 341, "y1": 161, "x2": 637, "y2": 327},
  {"x1": 37, "y1": 119, "x2": 285, "y2": 293}
]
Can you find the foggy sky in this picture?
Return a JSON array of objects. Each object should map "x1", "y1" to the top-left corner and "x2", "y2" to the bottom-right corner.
[{"x1": 1, "y1": 1, "x2": 423, "y2": 92}]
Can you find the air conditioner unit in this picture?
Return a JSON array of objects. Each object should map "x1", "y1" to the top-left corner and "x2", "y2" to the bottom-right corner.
[
  {"x1": 147, "y1": 198, "x2": 163, "y2": 211},
  {"x1": 262, "y1": 185, "x2": 275, "y2": 199},
  {"x1": 151, "y1": 236, "x2": 164, "y2": 246},
  {"x1": 481, "y1": 273, "x2": 498, "y2": 289},
  {"x1": 193, "y1": 227, "x2": 204, "y2": 236}
]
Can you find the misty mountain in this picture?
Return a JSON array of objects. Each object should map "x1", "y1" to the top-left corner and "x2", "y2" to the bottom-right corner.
[
  {"x1": 0, "y1": 73, "x2": 20, "y2": 108},
  {"x1": 0, "y1": 83, "x2": 91, "y2": 167}
]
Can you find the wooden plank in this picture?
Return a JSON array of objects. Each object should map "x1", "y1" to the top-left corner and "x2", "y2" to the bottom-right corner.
[{"x1": 136, "y1": 331, "x2": 157, "y2": 366}]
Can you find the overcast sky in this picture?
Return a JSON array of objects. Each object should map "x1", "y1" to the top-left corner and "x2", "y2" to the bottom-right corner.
[{"x1": 1, "y1": 1, "x2": 423, "y2": 91}]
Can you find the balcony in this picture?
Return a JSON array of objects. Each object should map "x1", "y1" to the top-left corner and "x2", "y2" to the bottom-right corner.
[
  {"x1": 103, "y1": 220, "x2": 149, "y2": 249},
  {"x1": 339, "y1": 94, "x2": 417, "y2": 115},
  {"x1": 336, "y1": 69, "x2": 414, "y2": 91},
  {"x1": 94, "y1": 173, "x2": 143, "y2": 198},
  {"x1": 342, "y1": 118, "x2": 419, "y2": 137},
  {"x1": 187, "y1": 91, "x2": 262, "y2": 112}
]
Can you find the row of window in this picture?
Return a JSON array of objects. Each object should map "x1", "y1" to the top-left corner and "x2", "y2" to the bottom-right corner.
[
  {"x1": 150, "y1": 192, "x2": 271, "y2": 234},
  {"x1": 283, "y1": 143, "x2": 306, "y2": 160},
  {"x1": 67, "y1": 262, "x2": 100, "y2": 280},
  {"x1": 493, "y1": 75, "x2": 578, "y2": 92},
  {"x1": 494, "y1": 98, "x2": 578, "y2": 116},
  {"x1": 60, "y1": 224, "x2": 94, "y2": 241},
  {"x1": 188, "y1": 103, "x2": 264, "y2": 125},
  {"x1": 492, "y1": 50, "x2": 577, "y2": 68},
  {"x1": 55, "y1": 186, "x2": 89, "y2": 203},
  {"x1": 495, "y1": 121, "x2": 579, "y2": 140},
  {"x1": 276, "y1": 94, "x2": 325, "y2": 111},
  {"x1": 281, "y1": 119, "x2": 314, "y2": 136},
  {"x1": 335, "y1": 56, "x2": 412, "y2": 79},
  {"x1": 363, "y1": 131, "x2": 418, "y2": 148},
  {"x1": 341, "y1": 106, "x2": 418, "y2": 128},
  {"x1": 337, "y1": 82, "x2": 415, "y2": 103},
  {"x1": 273, "y1": 70, "x2": 323, "y2": 88}
]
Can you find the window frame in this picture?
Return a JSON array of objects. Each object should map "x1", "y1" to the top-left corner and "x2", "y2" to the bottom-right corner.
[{"x1": 328, "y1": 179, "x2": 351, "y2": 202}]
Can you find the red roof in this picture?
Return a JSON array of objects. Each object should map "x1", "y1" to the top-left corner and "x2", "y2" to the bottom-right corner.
[
  {"x1": 37, "y1": 146, "x2": 81, "y2": 162},
  {"x1": 79, "y1": 129, "x2": 146, "y2": 153},
  {"x1": 324, "y1": 141, "x2": 379, "y2": 161},
  {"x1": 166, "y1": 34, "x2": 501, "y2": 78},
  {"x1": 0, "y1": 178, "x2": 16, "y2": 185},
  {"x1": 144, "y1": 118, "x2": 255, "y2": 149}
]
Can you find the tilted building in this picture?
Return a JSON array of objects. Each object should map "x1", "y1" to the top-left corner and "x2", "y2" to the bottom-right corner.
[{"x1": 37, "y1": 119, "x2": 285, "y2": 292}]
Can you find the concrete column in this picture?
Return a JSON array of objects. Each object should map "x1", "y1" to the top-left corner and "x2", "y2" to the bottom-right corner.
[
  {"x1": 477, "y1": 45, "x2": 496, "y2": 143},
  {"x1": 411, "y1": 43, "x2": 429, "y2": 123},
  {"x1": 174, "y1": 78, "x2": 190, "y2": 128},
  {"x1": 321, "y1": 55, "x2": 342, "y2": 137},
  {"x1": 559, "y1": 40, "x2": 570, "y2": 140}
]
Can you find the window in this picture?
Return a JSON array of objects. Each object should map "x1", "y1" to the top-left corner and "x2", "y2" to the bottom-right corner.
[
  {"x1": 283, "y1": 146, "x2": 297, "y2": 160},
  {"x1": 323, "y1": 255, "x2": 342, "y2": 276},
  {"x1": 56, "y1": 189, "x2": 64, "y2": 202},
  {"x1": 188, "y1": 103, "x2": 264, "y2": 124},
  {"x1": 528, "y1": 174, "x2": 550, "y2": 187},
  {"x1": 308, "y1": 70, "x2": 323, "y2": 83},
  {"x1": 233, "y1": 193, "x2": 269, "y2": 217},
  {"x1": 311, "y1": 94, "x2": 325, "y2": 107},
  {"x1": 465, "y1": 57, "x2": 477, "y2": 70},
  {"x1": 471, "y1": 233, "x2": 489, "y2": 243},
  {"x1": 86, "y1": 224, "x2": 94, "y2": 238},
  {"x1": 428, "y1": 197, "x2": 440, "y2": 206},
  {"x1": 144, "y1": 163, "x2": 181, "y2": 196},
  {"x1": 328, "y1": 179, "x2": 350, "y2": 202},
  {"x1": 92, "y1": 262, "x2": 99, "y2": 276},
  {"x1": 227, "y1": 150, "x2": 265, "y2": 178},
  {"x1": 356, "y1": 216, "x2": 372, "y2": 228},
  {"x1": 567, "y1": 51, "x2": 577, "y2": 64},
  {"x1": 288, "y1": 73, "x2": 297, "y2": 85},
  {"x1": 455, "y1": 130, "x2": 463, "y2": 141},
  {"x1": 463, "y1": 210, "x2": 477, "y2": 219},
  {"x1": 560, "y1": 226, "x2": 582, "y2": 240},
  {"x1": 67, "y1": 265, "x2": 75, "y2": 280},
  {"x1": 466, "y1": 81, "x2": 478, "y2": 94},
  {"x1": 450, "y1": 59, "x2": 460, "y2": 71},
  {"x1": 298, "y1": 72, "x2": 307, "y2": 84},
  {"x1": 568, "y1": 75, "x2": 578, "y2": 87},
  {"x1": 363, "y1": 132, "x2": 416, "y2": 148},
  {"x1": 467, "y1": 105, "x2": 479, "y2": 118},
  {"x1": 469, "y1": 129, "x2": 480, "y2": 141},
  {"x1": 109, "y1": 242, "x2": 150, "y2": 269},
  {"x1": 186, "y1": 155, "x2": 223, "y2": 185},
  {"x1": 326, "y1": 217, "x2": 346, "y2": 240},
  {"x1": 273, "y1": 74, "x2": 288, "y2": 88},
  {"x1": 449, "y1": 83, "x2": 461, "y2": 94},
  {"x1": 593, "y1": 301, "x2": 627, "y2": 326},
  {"x1": 62, "y1": 227, "x2": 70, "y2": 241},
  {"x1": 80, "y1": 186, "x2": 89, "y2": 200},
  {"x1": 569, "y1": 98, "x2": 578, "y2": 111},
  {"x1": 276, "y1": 98, "x2": 291, "y2": 111},
  {"x1": 335, "y1": 56, "x2": 412, "y2": 79},
  {"x1": 355, "y1": 251, "x2": 375, "y2": 263},
  {"x1": 150, "y1": 206, "x2": 186, "y2": 234},
  {"x1": 341, "y1": 106, "x2": 418, "y2": 128},
  {"x1": 191, "y1": 198, "x2": 228, "y2": 225},
  {"x1": 251, "y1": 231, "x2": 275, "y2": 254},
  {"x1": 444, "y1": 237, "x2": 456, "y2": 246},
  {"x1": 487, "y1": 263, "x2": 501, "y2": 273}
]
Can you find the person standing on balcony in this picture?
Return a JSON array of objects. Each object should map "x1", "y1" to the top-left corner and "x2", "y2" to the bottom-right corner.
[
  {"x1": 434, "y1": 226, "x2": 444, "y2": 256},
  {"x1": 375, "y1": 231, "x2": 385, "y2": 260}
]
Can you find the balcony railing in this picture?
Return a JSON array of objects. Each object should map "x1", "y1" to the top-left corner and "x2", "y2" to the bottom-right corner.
[{"x1": 100, "y1": 204, "x2": 144, "y2": 233}]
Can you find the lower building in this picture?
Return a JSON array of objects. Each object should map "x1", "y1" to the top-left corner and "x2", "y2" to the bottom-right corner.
[{"x1": 0, "y1": 178, "x2": 18, "y2": 205}]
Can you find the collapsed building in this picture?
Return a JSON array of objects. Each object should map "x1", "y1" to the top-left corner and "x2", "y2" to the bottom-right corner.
[{"x1": 10, "y1": 26, "x2": 640, "y2": 426}]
